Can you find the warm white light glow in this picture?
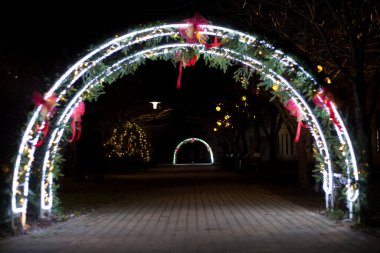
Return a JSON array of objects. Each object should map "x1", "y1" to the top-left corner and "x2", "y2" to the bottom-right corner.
[{"x1": 150, "y1": 101, "x2": 160, "y2": 109}]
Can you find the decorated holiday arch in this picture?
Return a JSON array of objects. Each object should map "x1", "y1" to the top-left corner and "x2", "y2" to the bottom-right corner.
[
  {"x1": 172, "y1": 137, "x2": 214, "y2": 164},
  {"x1": 11, "y1": 14, "x2": 361, "y2": 227}
]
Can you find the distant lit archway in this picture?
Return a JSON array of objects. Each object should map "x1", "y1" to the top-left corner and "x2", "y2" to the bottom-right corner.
[
  {"x1": 10, "y1": 16, "x2": 361, "y2": 228},
  {"x1": 172, "y1": 137, "x2": 214, "y2": 165}
]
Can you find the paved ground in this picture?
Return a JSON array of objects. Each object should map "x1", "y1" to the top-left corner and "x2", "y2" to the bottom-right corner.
[{"x1": 1, "y1": 165, "x2": 380, "y2": 253}]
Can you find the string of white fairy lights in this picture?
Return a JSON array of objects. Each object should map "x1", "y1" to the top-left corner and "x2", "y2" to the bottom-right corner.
[
  {"x1": 40, "y1": 43, "x2": 341, "y2": 212},
  {"x1": 172, "y1": 137, "x2": 214, "y2": 164},
  {"x1": 11, "y1": 23, "x2": 359, "y2": 223}
]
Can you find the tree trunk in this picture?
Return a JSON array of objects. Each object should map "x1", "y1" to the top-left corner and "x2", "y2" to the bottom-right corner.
[
  {"x1": 269, "y1": 111, "x2": 278, "y2": 160},
  {"x1": 242, "y1": 130, "x2": 248, "y2": 155},
  {"x1": 352, "y1": 76, "x2": 371, "y2": 224}
]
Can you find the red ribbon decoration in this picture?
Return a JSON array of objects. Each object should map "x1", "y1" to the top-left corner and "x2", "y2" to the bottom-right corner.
[
  {"x1": 176, "y1": 13, "x2": 223, "y2": 89},
  {"x1": 33, "y1": 92, "x2": 57, "y2": 147},
  {"x1": 69, "y1": 101, "x2": 85, "y2": 142},
  {"x1": 285, "y1": 98, "x2": 308, "y2": 143},
  {"x1": 176, "y1": 52, "x2": 198, "y2": 89},
  {"x1": 205, "y1": 36, "x2": 223, "y2": 49},
  {"x1": 313, "y1": 90, "x2": 342, "y2": 131}
]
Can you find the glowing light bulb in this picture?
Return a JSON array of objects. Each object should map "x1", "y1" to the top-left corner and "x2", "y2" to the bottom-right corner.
[{"x1": 150, "y1": 101, "x2": 160, "y2": 109}]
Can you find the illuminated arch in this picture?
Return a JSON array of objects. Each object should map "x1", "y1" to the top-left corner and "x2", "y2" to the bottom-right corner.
[
  {"x1": 172, "y1": 137, "x2": 214, "y2": 164},
  {"x1": 11, "y1": 22, "x2": 360, "y2": 227}
]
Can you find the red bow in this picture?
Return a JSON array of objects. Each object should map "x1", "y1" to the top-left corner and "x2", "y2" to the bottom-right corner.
[
  {"x1": 179, "y1": 12, "x2": 209, "y2": 44},
  {"x1": 33, "y1": 92, "x2": 57, "y2": 147},
  {"x1": 69, "y1": 102, "x2": 85, "y2": 142},
  {"x1": 176, "y1": 13, "x2": 223, "y2": 89},
  {"x1": 285, "y1": 98, "x2": 308, "y2": 143},
  {"x1": 313, "y1": 90, "x2": 342, "y2": 131}
]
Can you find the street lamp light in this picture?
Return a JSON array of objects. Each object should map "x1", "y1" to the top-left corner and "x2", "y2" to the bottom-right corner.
[{"x1": 150, "y1": 101, "x2": 160, "y2": 110}]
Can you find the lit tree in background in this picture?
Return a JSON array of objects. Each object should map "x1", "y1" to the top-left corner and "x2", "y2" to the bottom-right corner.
[
  {"x1": 213, "y1": 81, "x2": 257, "y2": 155},
  {"x1": 213, "y1": 102, "x2": 240, "y2": 154},
  {"x1": 105, "y1": 121, "x2": 151, "y2": 164},
  {"x1": 81, "y1": 72, "x2": 174, "y2": 166}
]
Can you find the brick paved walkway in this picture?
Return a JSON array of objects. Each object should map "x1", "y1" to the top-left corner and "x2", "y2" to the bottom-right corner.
[{"x1": 1, "y1": 165, "x2": 379, "y2": 253}]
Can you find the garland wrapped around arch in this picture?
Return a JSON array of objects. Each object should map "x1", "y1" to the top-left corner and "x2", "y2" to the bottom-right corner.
[{"x1": 10, "y1": 13, "x2": 363, "y2": 229}]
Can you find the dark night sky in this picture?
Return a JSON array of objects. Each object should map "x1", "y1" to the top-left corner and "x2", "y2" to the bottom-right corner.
[
  {"x1": 2, "y1": 1, "x2": 230, "y2": 61},
  {"x1": 0, "y1": 1, "x2": 242, "y2": 164}
]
